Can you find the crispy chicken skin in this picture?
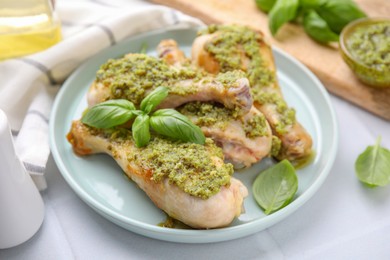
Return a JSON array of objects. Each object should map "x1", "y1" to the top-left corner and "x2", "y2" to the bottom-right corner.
[
  {"x1": 87, "y1": 53, "x2": 253, "y2": 116},
  {"x1": 191, "y1": 25, "x2": 313, "y2": 163},
  {"x1": 67, "y1": 121, "x2": 248, "y2": 229}
]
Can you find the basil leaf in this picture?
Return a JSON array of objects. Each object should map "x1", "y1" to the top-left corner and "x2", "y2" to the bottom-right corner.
[
  {"x1": 253, "y1": 159, "x2": 298, "y2": 214},
  {"x1": 268, "y1": 0, "x2": 299, "y2": 35},
  {"x1": 299, "y1": 0, "x2": 325, "y2": 10},
  {"x1": 150, "y1": 109, "x2": 205, "y2": 145},
  {"x1": 140, "y1": 86, "x2": 169, "y2": 114},
  {"x1": 131, "y1": 110, "x2": 143, "y2": 117},
  {"x1": 255, "y1": 0, "x2": 276, "y2": 13},
  {"x1": 355, "y1": 136, "x2": 390, "y2": 187},
  {"x1": 132, "y1": 114, "x2": 150, "y2": 148},
  {"x1": 81, "y1": 99, "x2": 135, "y2": 129},
  {"x1": 316, "y1": 0, "x2": 366, "y2": 34},
  {"x1": 303, "y1": 10, "x2": 339, "y2": 44}
]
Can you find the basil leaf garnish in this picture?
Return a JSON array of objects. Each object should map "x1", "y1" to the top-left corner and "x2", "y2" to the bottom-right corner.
[
  {"x1": 150, "y1": 109, "x2": 205, "y2": 145},
  {"x1": 253, "y1": 159, "x2": 298, "y2": 214},
  {"x1": 299, "y1": 0, "x2": 325, "y2": 10},
  {"x1": 303, "y1": 10, "x2": 339, "y2": 44},
  {"x1": 355, "y1": 136, "x2": 390, "y2": 187},
  {"x1": 81, "y1": 99, "x2": 136, "y2": 128},
  {"x1": 132, "y1": 114, "x2": 150, "y2": 148},
  {"x1": 268, "y1": 0, "x2": 299, "y2": 35},
  {"x1": 131, "y1": 110, "x2": 143, "y2": 117},
  {"x1": 316, "y1": 0, "x2": 366, "y2": 34},
  {"x1": 255, "y1": 0, "x2": 276, "y2": 13},
  {"x1": 140, "y1": 86, "x2": 169, "y2": 114},
  {"x1": 81, "y1": 83, "x2": 205, "y2": 147},
  {"x1": 257, "y1": 0, "x2": 367, "y2": 47}
]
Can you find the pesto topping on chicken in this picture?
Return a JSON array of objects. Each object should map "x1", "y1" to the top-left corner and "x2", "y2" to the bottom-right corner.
[
  {"x1": 133, "y1": 138, "x2": 233, "y2": 199},
  {"x1": 243, "y1": 112, "x2": 269, "y2": 138},
  {"x1": 215, "y1": 70, "x2": 247, "y2": 88},
  {"x1": 253, "y1": 91, "x2": 295, "y2": 134},
  {"x1": 178, "y1": 102, "x2": 268, "y2": 138},
  {"x1": 199, "y1": 25, "x2": 296, "y2": 132},
  {"x1": 96, "y1": 54, "x2": 203, "y2": 105},
  {"x1": 271, "y1": 135, "x2": 282, "y2": 157},
  {"x1": 178, "y1": 102, "x2": 231, "y2": 130},
  {"x1": 89, "y1": 126, "x2": 233, "y2": 199},
  {"x1": 199, "y1": 24, "x2": 275, "y2": 87}
]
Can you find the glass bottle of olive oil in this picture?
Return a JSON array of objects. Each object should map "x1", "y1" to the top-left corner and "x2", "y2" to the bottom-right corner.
[{"x1": 0, "y1": 0, "x2": 62, "y2": 60}]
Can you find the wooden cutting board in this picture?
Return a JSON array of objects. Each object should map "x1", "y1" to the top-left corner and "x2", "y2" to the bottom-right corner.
[{"x1": 151, "y1": 0, "x2": 390, "y2": 121}]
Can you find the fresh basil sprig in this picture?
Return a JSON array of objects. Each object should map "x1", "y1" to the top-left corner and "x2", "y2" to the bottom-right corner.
[
  {"x1": 81, "y1": 86, "x2": 206, "y2": 147},
  {"x1": 256, "y1": 0, "x2": 366, "y2": 45},
  {"x1": 268, "y1": 0, "x2": 299, "y2": 36},
  {"x1": 140, "y1": 86, "x2": 169, "y2": 113},
  {"x1": 132, "y1": 114, "x2": 150, "y2": 147},
  {"x1": 303, "y1": 10, "x2": 339, "y2": 44},
  {"x1": 150, "y1": 109, "x2": 206, "y2": 145},
  {"x1": 255, "y1": 0, "x2": 276, "y2": 13},
  {"x1": 316, "y1": 0, "x2": 366, "y2": 34},
  {"x1": 253, "y1": 159, "x2": 298, "y2": 214},
  {"x1": 299, "y1": 0, "x2": 325, "y2": 10},
  {"x1": 355, "y1": 136, "x2": 390, "y2": 187},
  {"x1": 81, "y1": 99, "x2": 136, "y2": 129}
]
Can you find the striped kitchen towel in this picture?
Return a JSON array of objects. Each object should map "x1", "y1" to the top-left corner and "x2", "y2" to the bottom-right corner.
[{"x1": 0, "y1": 0, "x2": 203, "y2": 190}]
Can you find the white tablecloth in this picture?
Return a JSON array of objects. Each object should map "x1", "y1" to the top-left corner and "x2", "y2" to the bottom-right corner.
[{"x1": 1, "y1": 1, "x2": 390, "y2": 259}]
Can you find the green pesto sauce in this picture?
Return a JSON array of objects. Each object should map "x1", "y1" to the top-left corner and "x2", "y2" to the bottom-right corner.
[
  {"x1": 158, "y1": 215, "x2": 191, "y2": 229},
  {"x1": 346, "y1": 22, "x2": 390, "y2": 72},
  {"x1": 96, "y1": 54, "x2": 203, "y2": 105},
  {"x1": 243, "y1": 112, "x2": 268, "y2": 138},
  {"x1": 90, "y1": 126, "x2": 234, "y2": 199},
  {"x1": 199, "y1": 25, "x2": 295, "y2": 131},
  {"x1": 253, "y1": 91, "x2": 295, "y2": 134},
  {"x1": 215, "y1": 70, "x2": 247, "y2": 89},
  {"x1": 199, "y1": 24, "x2": 275, "y2": 87},
  {"x1": 178, "y1": 102, "x2": 231, "y2": 130},
  {"x1": 178, "y1": 101, "x2": 268, "y2": 138},
  {"x1": 132, "y1": 138, "x2": 233, "y2": 199},
  {"x1": 271, "y1": 135, "x2": 281, "y2": 157}
]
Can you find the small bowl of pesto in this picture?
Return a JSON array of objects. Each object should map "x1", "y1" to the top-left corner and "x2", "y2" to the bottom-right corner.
[{"x1": 339, "y1": 17, "x2": 390, "y2": 88}]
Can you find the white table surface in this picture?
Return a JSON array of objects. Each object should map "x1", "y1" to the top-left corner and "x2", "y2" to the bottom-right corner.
[{"x1": 1, "y1": 93, "x2": 390, "y2": 259}]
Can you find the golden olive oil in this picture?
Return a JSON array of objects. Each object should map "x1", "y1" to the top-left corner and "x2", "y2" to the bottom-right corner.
[{"x1": 0, "y1": 0, "x2": 62, "y2": 60}]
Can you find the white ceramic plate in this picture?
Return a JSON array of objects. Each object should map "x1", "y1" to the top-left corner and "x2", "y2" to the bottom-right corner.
[{"x1": 50, "y1": 28, "x2": 338, "y2": 243}]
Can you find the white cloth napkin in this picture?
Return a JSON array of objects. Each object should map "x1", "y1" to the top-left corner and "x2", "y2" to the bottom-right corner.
[{"x1": 0, "y1": 0, "x2": 203, "y2": 190}]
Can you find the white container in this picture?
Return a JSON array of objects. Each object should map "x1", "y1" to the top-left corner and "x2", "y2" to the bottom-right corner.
[{"x1": 0, "y1": 109, "x2": 44, "y2": 249}]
